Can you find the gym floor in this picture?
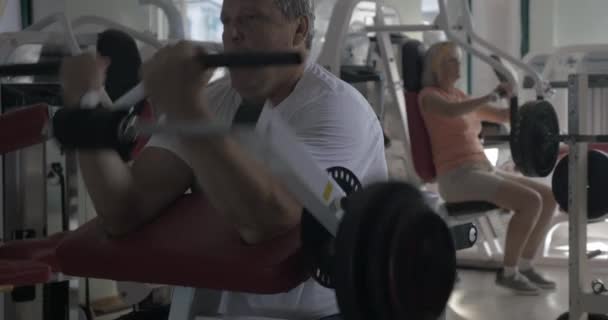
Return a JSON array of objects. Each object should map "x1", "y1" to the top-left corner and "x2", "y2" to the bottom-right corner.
[{"x1": 449, "y1": 267, "x2": 568, "y2": 320}]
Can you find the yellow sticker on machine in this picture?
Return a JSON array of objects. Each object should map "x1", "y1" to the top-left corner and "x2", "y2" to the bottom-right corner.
[{"x1": 323, "y1": 182, "x2": 333, "y2": 202}]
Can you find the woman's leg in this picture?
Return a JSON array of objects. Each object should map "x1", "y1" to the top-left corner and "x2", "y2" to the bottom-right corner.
[
  {"x1": 438, "y1": 166, "x2": 544, "y2": 294},
  {"x1": 496, "y1": 171, "x2": 558, "y2": 261},
  {"x1": 494, "y1": 171, "x2": 558, "y2": 290},
  {"x1": 439, "y1": 168, "x2": 543, "y2": 268}
]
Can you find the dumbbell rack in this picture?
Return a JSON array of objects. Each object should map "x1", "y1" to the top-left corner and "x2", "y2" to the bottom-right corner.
[{"x1": 568, "y1": 73, "x2": 608, "y2": 319}]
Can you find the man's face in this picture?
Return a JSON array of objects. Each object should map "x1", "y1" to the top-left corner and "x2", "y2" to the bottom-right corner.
[{"x1": 221, "y1": 0, "x2": 304, "y2": 100}]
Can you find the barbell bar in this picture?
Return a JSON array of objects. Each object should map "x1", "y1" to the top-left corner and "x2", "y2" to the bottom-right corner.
[{"x1": 0, "y1": 51, "x2": 304, "y2": 77}]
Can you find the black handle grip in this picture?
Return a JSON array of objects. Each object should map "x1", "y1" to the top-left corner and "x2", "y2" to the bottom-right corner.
[
  {"x1": 0, "y1": 52, "x2": 303, "y2": 77},
  {"x1": 202, "y1": 52, "x2": 303, "y2": 67}
]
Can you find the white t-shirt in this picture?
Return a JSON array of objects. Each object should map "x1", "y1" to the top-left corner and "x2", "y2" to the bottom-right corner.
[{"x1": 147, "y1": 62, "x2": 388, "y2": 319}]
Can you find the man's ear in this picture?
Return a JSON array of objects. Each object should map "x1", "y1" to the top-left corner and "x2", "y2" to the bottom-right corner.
[{"x1": 292, "y1": 16, "x2": 309, "y2": 48}]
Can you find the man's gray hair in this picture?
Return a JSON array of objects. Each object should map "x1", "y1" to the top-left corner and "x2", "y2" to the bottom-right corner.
[{"x1": 273, "y1": 0, "x2": 315, "y2": 49}]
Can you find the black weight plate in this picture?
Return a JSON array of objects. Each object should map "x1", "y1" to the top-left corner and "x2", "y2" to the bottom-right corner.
[
  {"x1": 301, "y1": 167, "x2": 362, "y2": 288},
  {"x1": 551, "y1": 149, "x2": 608, "y2": 220},
  {"x1": 509, "y1": 98, "x2": 525, "y2": 173},
  {"x1": 557, "y1": 312, "x2": 608, "y2": 320},
  {"x1": 365, "y1": 190, "x2": 427, "y2": 320},
  {"x1": 514, "y1": 100, "x2": 560, "y2": 177},
  {"x1": 334, "y1": 182, "x2": 413, "y2": 320},
  {"x1": 390, "y1": 203, "x2": 456, "y2": 319}
]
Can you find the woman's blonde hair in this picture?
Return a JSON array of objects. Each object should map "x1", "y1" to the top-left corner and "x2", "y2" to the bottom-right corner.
[{"x1": 421, "y1": 41, "x2": 461, "y2": 87}]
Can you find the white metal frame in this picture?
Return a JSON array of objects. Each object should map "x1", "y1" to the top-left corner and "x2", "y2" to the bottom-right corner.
[
  {"x1": 316, "y1": 0, "x2": 514, "y2": 267},
  {"x1": 565, "y1": 73, "x2": 608, "y2": 319},
  {"x1": 138, "y1": 0, "x2": 185, "y2": 40},
  {"x1": 71, "y1": 15, "x2": 164, "y2": 49}
]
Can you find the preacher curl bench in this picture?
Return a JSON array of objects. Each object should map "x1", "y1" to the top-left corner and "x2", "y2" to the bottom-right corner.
[{"x1": 0, "y1": 50, "x2": 478, "y2": 320}]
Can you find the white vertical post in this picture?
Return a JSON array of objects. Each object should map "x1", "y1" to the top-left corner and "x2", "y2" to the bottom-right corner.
[
  {"x1": 374, "y1": 0, "x2": 420, "y2": 185},
  {"x1": 168, "y1": 287, "x2": 197, "y2": 320},
  {"x1": 568, "y1": 74, "x2": 590, "y2": 320}
]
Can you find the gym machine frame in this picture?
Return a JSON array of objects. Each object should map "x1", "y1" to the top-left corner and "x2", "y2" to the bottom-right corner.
[
  {"x1": 0, "y1": 8, "x2": 185, "y2": 319},
  {"x1": 0, "y1": 13, "x2": 87, "y2": 320},
  {"x1": 314, "y1": 0, "x2": 518, "y2": 269},
  {"x1": 567, "y1": 73, "x2": 608, "y2": 320}
]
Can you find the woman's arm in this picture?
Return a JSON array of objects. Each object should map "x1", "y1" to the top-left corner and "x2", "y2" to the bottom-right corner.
[
  {"x1": 421, "y1": 91, "x2": 496, "y2": 117},
  {"x1": 477, "y1": 105, "x2": 510, "y2": 123}
]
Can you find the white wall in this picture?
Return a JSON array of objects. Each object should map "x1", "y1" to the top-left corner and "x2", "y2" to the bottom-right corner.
[
  {"x1": 388, "y1": 0, "x2": 422, "y2": 25},
  {"x1": 530, "y1": 0, "x2": 608, "y2": 53},
  {"x1": 32, "y1": 0, "x2": 151, "y2": 33},
  {"x1": 64, "y1": 0, "x2": 151, "y2": 33},
  {"x1": 555, "y1": 0, "x2": 608, "y2": 47},
  {"x1": 32, "y1": 0, "x2": 64, "y2": 23},
  {"x1": 470, "y1": 0, "x2": 521, "y2": 97},
  {"x1": 529, "y1": 0, "x2": 555, "y2": 54},
  {"x1": 0, "y1": 0, "x2": 21, "y2": 32}
]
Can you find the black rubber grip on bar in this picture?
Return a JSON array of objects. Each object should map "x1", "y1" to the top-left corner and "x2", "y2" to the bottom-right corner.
[
  {"x1": 202, "y1": 52, "x2": 303, "y2": 67},
  {"x1": 52, "y1": 108, "x2": 135, "y2": 159},
  {"x1": 0, "y1": 52, "x2": 302, "y2": 77}
]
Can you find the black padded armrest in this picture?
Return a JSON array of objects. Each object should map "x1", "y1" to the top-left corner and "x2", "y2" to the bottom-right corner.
[
  {"x1": 368, "y1": 33, "x2": 409, "y2": 44},
  {"x1": 480, "y1": 122, "x2": 509, "y2": 147},
  {"x1": 340, "y1": 65, "x2": 381, "y2": 83},
  {"x1": 445, "y1": 201, "x2": 499, "y2": 217}
]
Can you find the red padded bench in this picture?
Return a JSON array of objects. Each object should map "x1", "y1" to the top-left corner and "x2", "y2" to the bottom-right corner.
[
  {"x1": 0, "y1": 195, "x2": 307, "y2": 295},
  {"x1": 56, "y1": 195, "x2": 308, "y2": 294},
  {"x1": 0, "y1": 260, "x2": 52, "y2": 286}
]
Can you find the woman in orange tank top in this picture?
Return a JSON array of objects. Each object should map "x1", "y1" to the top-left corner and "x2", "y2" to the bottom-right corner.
[{"x1": 419, "y1": 41, "x2": 557, "y2": 295}]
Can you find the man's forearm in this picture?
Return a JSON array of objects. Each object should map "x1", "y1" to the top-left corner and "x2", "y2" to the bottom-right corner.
[
  {"x1": 181, "y1": 135, "x2": 302, "y2": 243},
  {"x1": 77, "y1": 151, "x2": 138, "y2": 230}
]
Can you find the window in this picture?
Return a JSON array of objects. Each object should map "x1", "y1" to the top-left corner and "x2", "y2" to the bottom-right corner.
[
  {"x1": 183, "y1": 0, "x2": 223, "y2": 42},
  {"x1": 349, "y1": 1, "x2": 401, "y2": 30},
  {"x1": 421, "y1": 0, "x2": 439, "y2": 24},
  {"x1": 151, "y1": 0, "x2": 223, "y2": 42}
]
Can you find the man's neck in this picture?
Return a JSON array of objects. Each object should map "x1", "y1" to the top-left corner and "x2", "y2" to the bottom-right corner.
[
  {"x1": 268, "y1": 64, "x2": 306, "y2": 107},
  {"x1": 438, "y1": 79, "x2": 456, "y2": 94}
]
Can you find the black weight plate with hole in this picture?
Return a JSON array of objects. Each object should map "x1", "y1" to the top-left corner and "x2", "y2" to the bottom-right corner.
[
  {"x1": 551, "y1": 149, "x2": 608, "y2": 220},
  {"x1": 557, "y1": 312, "x2": 608, "y2": 320},
  {"x1": 365, "y1": 193, "x2": 421, "y2": 320},
  {"x1": 334, "y1": 182, "x2": 411, "y2": 320},
  {"x1": 509, "y1": 97, "x2": 525, "y2": 174},
  {"x1": 301, "y1": 167, "x2": 362, "y2": 288},
  {"x1": 513, "y1": 100, "x2": 560, "y2": 177},
  {"x1": 390, "y1": 202, "x2": 456, "y2": 319}
]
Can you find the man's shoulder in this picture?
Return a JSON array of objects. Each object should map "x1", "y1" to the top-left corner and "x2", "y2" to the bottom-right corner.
[
  {"x1": 206, "y1": 75, "x2": 234, "y2": 96},
  {"x1": 298, "y1": 63, "x2": 369, "y2": 107},
  {"x1": 205, "y1": 75, "x2": 241, "y2": 120}
]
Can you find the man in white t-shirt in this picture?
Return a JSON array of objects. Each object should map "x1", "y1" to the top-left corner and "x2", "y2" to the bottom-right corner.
[{"x1": 60, "y1": 0, "x2": 387, "y2": 318}]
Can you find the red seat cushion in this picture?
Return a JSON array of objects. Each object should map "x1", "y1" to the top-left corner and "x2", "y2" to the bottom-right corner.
[
  {"x1": 0, "y1": 259, "x2": 52, "y2": 286},
  {"x1": 56, "y1": 195, "x2": 309, "y2": 294},
  {"x1": 0, "y1": 104, "x2": 49, "y2": 155},
  {"x1": 0, "y1": 232, "x2": 66, "y2": 272},
  {"x1": 405, "y1": 92, "x2": 436, "y2": 182}
]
